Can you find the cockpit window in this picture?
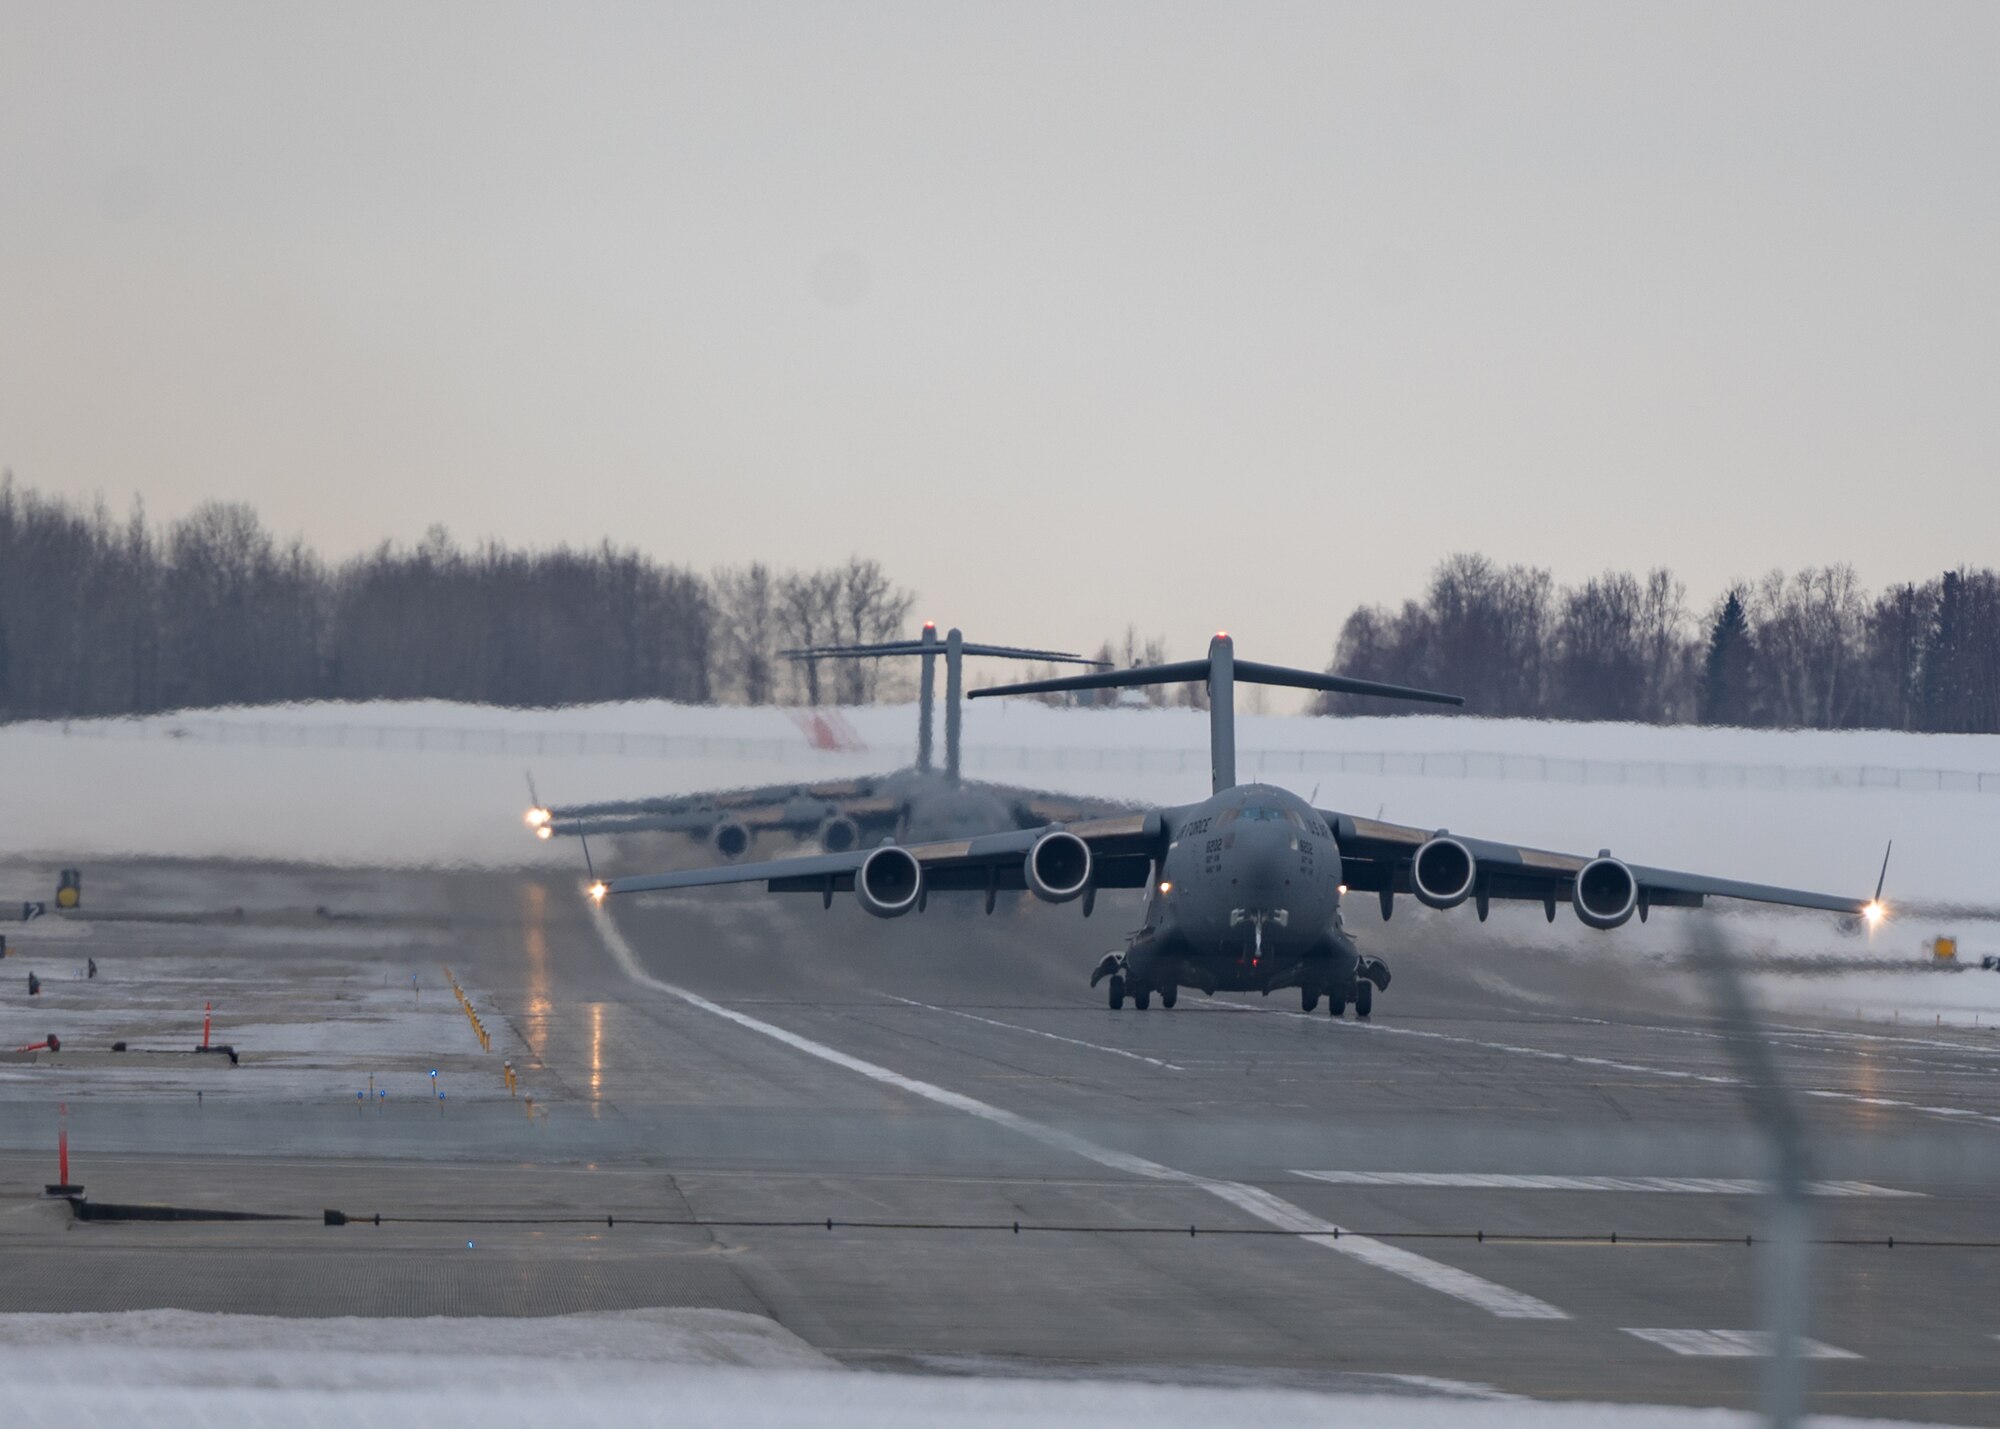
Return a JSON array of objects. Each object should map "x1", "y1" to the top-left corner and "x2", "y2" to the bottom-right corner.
[
  {"x1": 1231, "y1": 804, "x2": 1317, "y2": 833},
  {"x1": 1239, "y1": 805, "x2": 1304, "y2": 825}
]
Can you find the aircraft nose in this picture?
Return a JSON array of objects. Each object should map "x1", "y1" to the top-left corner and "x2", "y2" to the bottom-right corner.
[{"x1": 1236, "y1": 824, "x2": 1288, "y2": 892}]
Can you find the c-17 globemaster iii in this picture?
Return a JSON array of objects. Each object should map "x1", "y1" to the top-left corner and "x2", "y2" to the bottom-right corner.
[
  {"x1": 528, "y1": 624, "x2": 1123, "y2": 858},
  {"x1": 597, "y1": 635, "x2": 1884, "y2": 1019}
]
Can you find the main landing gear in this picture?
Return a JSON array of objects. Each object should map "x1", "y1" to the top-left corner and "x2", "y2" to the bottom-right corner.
[
  {"x1": 1107, "y1": 975, "x2": 1172, "y2": 1010},
  {"x1": 1309, "y1": 981, "x2": 1374, "y2": 1019},
  {"x1": 1096, "y1": 954, "x2": 1176, "y2": 1011}
]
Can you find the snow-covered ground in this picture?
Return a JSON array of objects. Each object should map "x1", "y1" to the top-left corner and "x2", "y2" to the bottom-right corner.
[
  {"x1": 0, "y1": 1309, "x2": 1941, "y2": 1428},
  {"x1": 5, "y1": 697, "x2": 1999, "y2": 1031},
  {"x1": 5, "y1": 698, "x2": 1998, "y2": 888}
]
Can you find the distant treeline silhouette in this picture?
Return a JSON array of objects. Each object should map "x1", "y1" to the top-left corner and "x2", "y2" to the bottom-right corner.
[
  {"x1": 1318, "y1": 553, "x2": 2000, "y2": 733},
  {"x1": 0, "y1": 479, "x2": 911, "y2": 719},
  {"x1": 5, "y1": 481, "x2": 1994, "y2": 731}
]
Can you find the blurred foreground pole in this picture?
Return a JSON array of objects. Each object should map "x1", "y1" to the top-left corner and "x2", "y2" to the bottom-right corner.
[{"x1": 1690, "y1": 918, "x2": 1810, "y2": 1429}]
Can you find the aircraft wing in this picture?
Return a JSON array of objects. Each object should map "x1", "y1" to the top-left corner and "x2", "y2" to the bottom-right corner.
[
  {"x1": 602, "y1": 813, "x2": 1163, "y2": 899},
  {"x1": 969, "y1": 781, "x2": 1143, "y2": 828},
  {"x1": 1321, "y1": 811, "x2": 1874, "y2": 918},
  {"x1": 551, "y1": 797, "x2": 902, "y2": 839},
  {"x1": 544, "y1": 777, "x2": 889, "y2": 822}
]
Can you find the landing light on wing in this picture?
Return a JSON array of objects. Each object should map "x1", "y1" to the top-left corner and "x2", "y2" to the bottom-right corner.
[
  {"x1": 536, "y1": 825, "x2": 554, "y2": 841},
  {"x1": 1337, "y1": 884, "x2": 1349, "y2": 895},
  {"x1": 1158, "y1": 881, "x2": 1172, "y2": 895},
  {"x1": 589, "y1": 881, "x2": 608, "y2": 904},
  {"x1": 1863, "y1": 900, "x2": 1887, "y2": 928},
  {"x1": 526, "y1": 807, "x2": 552, "y2": 828}
]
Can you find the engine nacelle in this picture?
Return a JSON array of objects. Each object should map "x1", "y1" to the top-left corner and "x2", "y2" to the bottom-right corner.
[
  {"x1": 1024, "y1": 830, "x2": 1092, "y2": 903},
  {"x1": 1411, "y1": 836, "x2": 1477, "y2": 910},
  {"x1": 856, "y1": 845, "x2": 924, "y2": 918},
  {"x1": 1572, "y1": 856, "x2": 1638, "y2": 930},
  {"x1": 709, "y1": 821, "x2": 752, "y2": 861},
  {"x1": 818, "y1": 815, "x2": 861, "y2": 855}
]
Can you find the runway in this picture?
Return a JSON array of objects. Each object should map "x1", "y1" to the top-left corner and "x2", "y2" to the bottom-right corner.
[{"x1": 5, "y1": 860, "x2": 1999, "y2": 1421}]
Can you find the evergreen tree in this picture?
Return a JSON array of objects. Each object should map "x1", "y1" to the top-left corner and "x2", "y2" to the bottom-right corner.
[
  {"x1": 1921, "y1": 570, "x2": 1965, "y2": 731},
  {"x1": 1699, "y1": 589, "x2": 1753, "y2": 725}
]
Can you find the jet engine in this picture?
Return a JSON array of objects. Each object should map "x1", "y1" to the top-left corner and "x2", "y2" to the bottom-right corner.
[
  {"x1": 709, "y1": 821, "x2": 753, "y2": 861},
  {"x1": 1411, "y1": 836, "x2": 1477, "y2": 910},
  {"x1": 1024, "y1": 830, "x2": 1092, "y2": 904},
  {"x1": 818, "y1": 815, "x2": 861, "y2": 855},
  {"x1": 1571, "y1": 856, "x2": 1638, "y2": 930},
  {"x1": 856, "y1": 846, "x2": 924, "y2": 918}
]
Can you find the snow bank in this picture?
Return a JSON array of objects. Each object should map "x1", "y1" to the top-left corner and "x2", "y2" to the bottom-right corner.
[
  {"x1": 4, "y1": 699, "x2": 1998, "y2": 914},
  {"x1": 0, "y1": 1309, "x2": 1938, "y2": 1429}
]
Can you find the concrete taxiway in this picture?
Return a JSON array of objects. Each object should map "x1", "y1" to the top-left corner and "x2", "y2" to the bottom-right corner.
[{"x1": 3, "y1": 856, "x2": 1998, "y2": 1422}]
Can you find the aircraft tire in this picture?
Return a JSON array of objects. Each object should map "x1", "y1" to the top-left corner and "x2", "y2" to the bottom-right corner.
[
  {"x1": 1134, "y1": 987, "x2": 1152, "y2": 1011},
  {"x1": 1328, "y1": 992, "x2": 1347, "y2": 1018},
  {"x1": 1159, "y1": 985, "x2": 1178, "y2": 1009},
  {"x1": 1301, "y1": 988, "x2": 1319, "y2": 1013},
  {"x1": 1355, "y1": 981, "x2": 1373, "y2": 1019},
  {"x1": 1108, "y1": 976, "x2": 1127, "y2": 1010}
]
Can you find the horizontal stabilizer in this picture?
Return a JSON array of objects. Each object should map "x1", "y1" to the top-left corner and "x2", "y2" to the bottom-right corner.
[
  {"x1": 785, "y1": 640, "x2": 1102, "y2": 665},
  {"x1": 969, "y1": 659, "x2": 1462, "y2": 707},
  {"x1": 969, "y1": 633, "x2": 1461, "y2": 792}
]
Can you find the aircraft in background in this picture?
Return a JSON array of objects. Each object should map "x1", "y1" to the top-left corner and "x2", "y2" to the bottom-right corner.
[
  {"x1": 597, "y1": 635, "x2": 1882, "y2": 1019},
  {"x1": 528, "y1": 624, "x2": 1125, "y2": 859}
]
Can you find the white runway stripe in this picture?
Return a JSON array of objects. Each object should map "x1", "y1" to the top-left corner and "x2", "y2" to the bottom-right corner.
[
  {"x1": 593, "y1": 909, "x2": 1566, "y2": 1321},
  {"x1": 1292, "y1": 1171, "x2": 1918, "y2": 1198},
  {"x1": 1189, "y1": 999, "x2": 2000, "y2": 1131},
  {"x1": 1622, "y1": 1329, "x2": 1860, "y2": 1359},
  {"x1": 881, "y1": 994, "x2": 1187, "y2": 1071}
]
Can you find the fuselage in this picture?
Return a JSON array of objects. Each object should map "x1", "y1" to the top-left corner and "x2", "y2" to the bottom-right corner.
[{"x1": 1133, "y1": 782, "x2": 1354, "y2": 995}]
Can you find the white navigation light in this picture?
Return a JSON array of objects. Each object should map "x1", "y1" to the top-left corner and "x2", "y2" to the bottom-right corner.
[
  {"x1": 1863, "y1": 900, "x2": 1886, "y2": 928},
  {"x1": 536, "y1": 825, "x2": 553, "y2": 841},
  {"x1": 1158, "y1": 881, "x2": 1172, "y2": 895},
  {"x1": 589, "y1": 881, "x2": 608, "y2": 903}
]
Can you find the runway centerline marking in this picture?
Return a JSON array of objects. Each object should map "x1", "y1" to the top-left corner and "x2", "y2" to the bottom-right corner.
[
  {"x1": 880, "y1": 995, "x2": 1187, "y2": 1071},
  {"x1": 1292, "y1": 1171, "x2": 1918, "y2": 1198},
  {"x1": 1189, "y1": 1001, "x2": 2000, "y2": 1130},
  {"x1": 592, "y1": 909, "x2": 1565, "y2": 1321},
  {"x1": 1622, "y1": 1328, "x2": 1860, "y2": 1359}
]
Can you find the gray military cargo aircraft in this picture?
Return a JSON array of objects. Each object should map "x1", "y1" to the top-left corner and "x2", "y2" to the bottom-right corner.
[
  {"x1": 598, "y1": 635, "x2": 1882, "y2": 1017},
  {"x1": 530, "y1": 625, "x2": 1121, "y2": 858}
]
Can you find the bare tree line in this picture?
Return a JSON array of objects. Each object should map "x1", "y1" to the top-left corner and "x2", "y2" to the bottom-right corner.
[
  {"x1": 1320, "y1": 553, "x2": 2000, "y2": 733},
  {"x1": 0, "y1": 479, "x2": 911, "y2": 719},
  {"x1": 7, "y1": 483, "x2": 1992, "y2": 732}
]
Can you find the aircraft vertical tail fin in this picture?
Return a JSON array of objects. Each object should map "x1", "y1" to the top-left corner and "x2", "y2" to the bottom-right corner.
[{"x1": 784, "y1": 627, "x2": 1104, "y2": 784}]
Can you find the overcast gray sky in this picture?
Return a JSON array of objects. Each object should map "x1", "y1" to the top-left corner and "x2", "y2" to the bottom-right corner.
[{"x1": 2, "y1": 2, "x2": 1994, "y2": 672}]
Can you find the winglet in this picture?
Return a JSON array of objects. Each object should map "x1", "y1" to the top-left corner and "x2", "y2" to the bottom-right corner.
[
  {"x1": 1863, "y1": 839, "x2": 1892, "y2": 930},
  {"x1": 581, "y1": 833, "x2": 609, "y2": 904},
  {"x1": 524, "y1": 770, "x2": 553, "y2": 834}
]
